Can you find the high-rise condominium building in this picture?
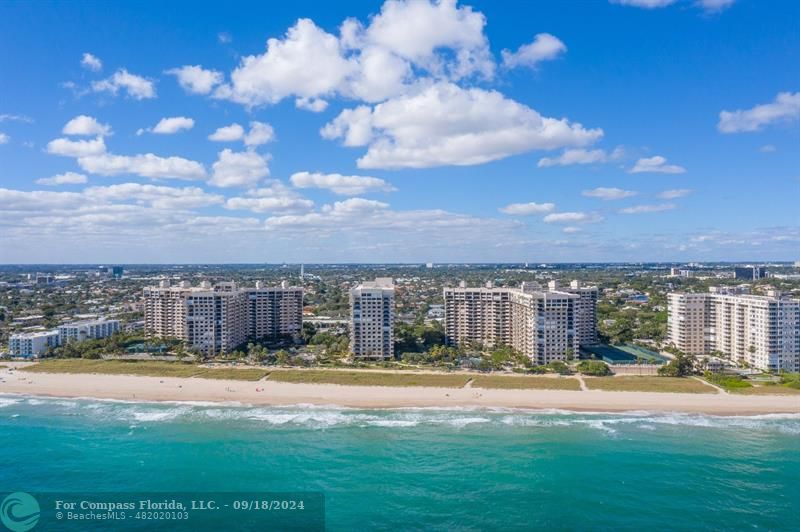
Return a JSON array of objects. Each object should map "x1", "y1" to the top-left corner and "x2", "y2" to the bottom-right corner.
[
  {"x1": 246, "y1": 281, "x2": 304, "y2": 339},
  {"x1": 510, "y1": 289, "x2": 577, "y2": 365},
  {"x1": 143, "y1": 280, "x2": 303, "y2": 354},
  {"x1": 58, "y1": 318, "x2": 120, "y2": 345},
  {"x1": 9, "y1": 330, "x2": 60, "y2": 358},
  {"x1": 549, "y1": 280, "x2": 599, "y2": 345},
  {"x1": 668, "y1": 288, "x2": 800, "y2": 372},
  {"x1": 443, "y1": 282, "x2": 512, "y2": 348},
  {"x1": 350, "y1": 278, "x2": 395, "y2": 360},
  {"x1": 444, "y1": 280, "x2": 597, "y2": 364}
]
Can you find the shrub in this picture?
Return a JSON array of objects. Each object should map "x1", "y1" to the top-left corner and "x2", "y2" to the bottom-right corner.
[
  {"x1": 780, "y1": 373, "x2": 800, "y2": 389},
  {"x1": 658, "y1": 353, "x2": 694, "y2": 377},
  {"x1": 576, "y1": 360, "x2": 611, "y2": 376},
  {"x1": 546, "y1": 361, "x2": 572, "y2": 375},
  {"x1": 705, "y1": 372, "x2": 752, "y2": 390}
]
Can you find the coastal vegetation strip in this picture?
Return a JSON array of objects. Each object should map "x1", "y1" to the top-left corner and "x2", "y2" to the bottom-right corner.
[
  {"x1": 192, "y1": 368, "x2": 270, "y2": 381},
  {"x1": 585, "y1": 376, "x2": 714, "y2": 394},
  {"x1": 20, "y1": 360, "x2": 268, "y2": 381},
  {"x1": 734, "y1": 385, "x2": 800, "y2": 395},
  {"x1": 472, "y1": 375, "x2": 581, "y2": 390},
  {"x1": 713, "y1": 373, "x2": 800, "y2": 395},
  {"x1": 267, "y1": 369, "x2": 470, "y2": 388}
]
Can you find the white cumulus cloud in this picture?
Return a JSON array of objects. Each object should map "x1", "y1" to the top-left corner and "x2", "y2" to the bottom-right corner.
[
  {"x1": 209, "y1": 1, "x2": 497, "y2": 108},
  {"x1": 78, "y1": 153, "x2": 206, "y2": 180},
  {"x1": 209, "y1": 123, "x2": 245, "y2": 142},
  {"x1": 629, "y1": 155, "x2": 685, "y2": 174},
  {"x1": 295, "y1": 97, "x2": 329, "y2": 112},
  {"x1": 696, "y1": 0, "x2": 735, "y2": 13},
  {"x1": 92, "y1": 69, "x2": 156, "y2": 99},
  {"x1": 35, "y1": 172, "x2": 89, "y2": 186},
  {"x1": 138, "y1": 116, "x2": 195, "y2": 135},
  {"x1": 538, "y1": 146, "x2": 623, "y2": 167},
  {"x1": 209, "y1": 149, "x2": 270, "y2": 188},
  {"x1": 224, "y1": 184, "x2": 314, "y2": 213},
  {"x1": 717, "y1": 92, "x2": 800, "y2": 133},
  {"x1": 244, "y1": 121, "x2": 275, "y2": 146},
  {"x1": 657, "y1": 188, "x2": 691, "y2": 199},
  {"x1": 619, "y1": 203, "x2": 676, "y2": 214},
  {"x1": 359, "y1": 0, "x2": 493, "y2": 80},
  {"x1": 322, "y1": 82, "x2": 603, "y2": 169},
  {"x1": 582, "y1": 187, "x2": 637, "y2": 200},
  {"x1": 84, "y1": 183, "x2": 224, "y2": 210},
  {"x1": 62, "y1": 115, "x2": 112, "y2": 136},
  {"x1": 81, "y1": 53, "x2": 103, "y2": 71},
  {"x1": 166, "y1": 65, "x2": 224, "y2": 94},
  {"x1": 610, "y1": 0, "x2": 676, "y2": 8},
  {"x1": 290, "y1": 171, "x2": 396, "y2": 195},
  {"x1": 502, "y1": 33, "x2": 567, "y2": 69},
  {"x1": 543, "y1": 211, "x2": 603, "y2": 224},
  {"x1": 214, "y1": 18, "x2": 356, "y2": 107},
  {"x1": 499, "y1": 202, "x2": 555, "y2": 215},
  {"x1": 46, "y1": 136, "x2": 107, "y2": 157}
]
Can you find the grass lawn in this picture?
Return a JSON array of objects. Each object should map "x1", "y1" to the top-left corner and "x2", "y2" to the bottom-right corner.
[
  {"x1": 21, "y1": 359, "x2": 269, "y2": 381},
  {"x1": 23, "y1": 359, "x2": 204, "y2": 377},
  {"x1": 267, "y1": 370, "x2": 470, "y2": 388},
  {"x1": 585, "y1": 376, "x2": 714, "y2": 393},
  {"x1": 472, "y1": 375, "x2": 581, "y2": 390}
]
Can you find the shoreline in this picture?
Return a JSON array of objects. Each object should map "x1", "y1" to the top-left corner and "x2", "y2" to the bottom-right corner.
[{"x1": 2, "y1": 366, "x2": 798, "y2": 416}]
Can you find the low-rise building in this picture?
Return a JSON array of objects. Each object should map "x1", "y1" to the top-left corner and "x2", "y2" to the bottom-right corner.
[
  {"x1": 9, "y1": 330, "x2": 60, "y2": 358},
  {"x1": 58, "y1": 318, "x2": 120, "y2": 345}
]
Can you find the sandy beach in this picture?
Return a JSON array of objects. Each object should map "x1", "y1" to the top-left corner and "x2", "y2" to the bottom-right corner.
[{"x1": 0, "y1": 364, "x2": 798, "y2": 415}]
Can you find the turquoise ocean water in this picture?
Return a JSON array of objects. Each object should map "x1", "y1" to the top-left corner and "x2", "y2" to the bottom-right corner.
[{"x1": 1, "y1": 394, "x2": 798, "y2": 531}]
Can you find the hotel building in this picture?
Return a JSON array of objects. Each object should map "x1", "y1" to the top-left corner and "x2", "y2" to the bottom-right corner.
[
  {"x1": 668, "y1": 288, "x2": 800, "y2": 372},
  {"x1": 58, "y1": 318, "x2": 120, "y2": 345},
  {"x1": 9, "y1": 330, "x2": 60, "y2": 358},
  {"x1": 143, "y1": 280, "x2": 303, "y2": 355},
  {"x1": 350, "y1": 278, "x2": 395, "y2": 360},
  {"x1": 444, "y1": 280, "x2": 598, "y2": 364}
]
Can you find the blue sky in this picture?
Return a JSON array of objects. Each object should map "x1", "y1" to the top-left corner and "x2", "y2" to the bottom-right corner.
[{"x1": 0, "y1": 0, "x2": 798, "y2": 263}]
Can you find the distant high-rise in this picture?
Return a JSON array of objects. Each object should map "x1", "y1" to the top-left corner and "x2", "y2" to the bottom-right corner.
[
  {"x1": 668, "y1": 288, "x2": 800, "y2": 372},
  {"x1": 734, "y1": 266, "x2": 767, "y2": 280},
  {"x1": 111, "y1": 266, "x2": 124, "y2": 279},
  {"x1": 350, "y1": 278, "x2": 395, "y2": 360}
]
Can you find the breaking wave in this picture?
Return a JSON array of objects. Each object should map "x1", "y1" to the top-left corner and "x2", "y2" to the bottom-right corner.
[{"x1": 2, "y1": 394, "x2": 798, "y2": 435}]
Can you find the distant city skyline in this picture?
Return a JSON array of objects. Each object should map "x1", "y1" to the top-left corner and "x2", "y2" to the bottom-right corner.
[{"x1": 0, "y1": 0, "x2": 798, "y2": 263}]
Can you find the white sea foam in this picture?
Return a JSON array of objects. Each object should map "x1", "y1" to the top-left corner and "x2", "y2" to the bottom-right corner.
[
  {"x1": 0, "y1": 397, "x2": 21, "y2": 408},
  {"x1": 5, "y1": 394, "x2": 799, "y2": 434},
  {"x1": 132, "y1": 410, "x2": 186, "y2": 422}
]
